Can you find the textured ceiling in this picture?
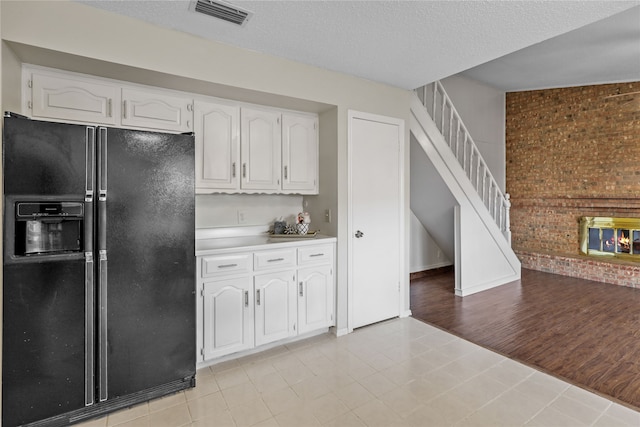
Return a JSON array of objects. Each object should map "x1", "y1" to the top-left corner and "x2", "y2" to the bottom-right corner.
[
  {"x1": 76, "y1": 0, "x2": 640, "y2": 91},
  {"x1": 462, "y1": 5, "x2": 640, "y2": 91}
]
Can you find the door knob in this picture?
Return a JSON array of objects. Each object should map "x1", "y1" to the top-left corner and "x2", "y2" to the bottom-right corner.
[{"x1": 355, "y1": 230, "x2": 364, "y2": 238}]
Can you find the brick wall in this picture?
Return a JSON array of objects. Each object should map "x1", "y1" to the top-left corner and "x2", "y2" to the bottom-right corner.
[{"x1": 506, "y1": 82, "x2": 640, "y2": 287}]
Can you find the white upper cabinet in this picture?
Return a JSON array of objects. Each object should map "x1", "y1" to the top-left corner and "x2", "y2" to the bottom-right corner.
[
  {"x1": 23, "y1": 66, "x2": 319, "y2": 195},
  {"x1": 282, "y1": 113, "x2": 318, "y2": 194},
  {"x1": 194, "y1": 100, "x2": 240, "y2": 191},
  {"x1": 121, "y1": 87, "x2": 193, "y2": 133},
  {"x1": 28, "y1": 70, "x2": 119, "y2": 125},
  {"x1": 240, "y1": 108, "x2": 282, "y2": 191}
]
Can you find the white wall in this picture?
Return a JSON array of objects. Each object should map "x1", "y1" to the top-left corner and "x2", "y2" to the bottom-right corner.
[
  {"x1": 409, "y1": 210, "x2": 451, "y2": 273},
  {"x1": 440, "y1": 75, "x2": 506, "y2": 191},
  {"x1": 302, "y1": 107, "x2": 339, "y2": 238},
  {"x1": 0, "y1": 0, "x2": 411, "y2": 334},
  {"x1": 196, "y1": 194, "x2": 303, "y2": 229}
]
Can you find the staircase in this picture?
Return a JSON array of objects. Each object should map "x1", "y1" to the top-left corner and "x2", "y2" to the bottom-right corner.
[{"x1": 410, "y1": 81, "x2": 520, "y2": 296}]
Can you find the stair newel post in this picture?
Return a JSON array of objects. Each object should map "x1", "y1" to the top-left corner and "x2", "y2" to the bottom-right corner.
[{"x1": 504, "y1": 193, "x2": 512, "y2": 243}]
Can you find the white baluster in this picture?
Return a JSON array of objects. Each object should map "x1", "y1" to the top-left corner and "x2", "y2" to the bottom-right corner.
[
  {"x1": 449, "y1": 104, "x2": 454, "y2": 149},
  {"x1": 432, "y1": 82, "x2": 437, "y2": 123},
  {"x1": 463, "y1": 133, "x2": 468, "y2": 177},
  {"x1": 504, "y1": 193, "x2": 511, "y2": 236},
  {"x1": 440, "y1": 89, "x2": 446, "y2": 133}
]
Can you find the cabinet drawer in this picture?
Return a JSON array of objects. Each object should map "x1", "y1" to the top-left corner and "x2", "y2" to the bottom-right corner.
[
  {"x1": 201, "y1": 254, "x2": 252, "y2": 278},
  {"x1": 298, "y1": 245, "x2": 333, "y2": 265},
  {"x1": 254, "y1": 249, "x2": 296, "y2": 271}
]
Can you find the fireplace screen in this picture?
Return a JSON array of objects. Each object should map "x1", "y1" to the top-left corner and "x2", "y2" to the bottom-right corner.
[{"x1": 580, "y1": 217, "x2": 640, "y2": 261}]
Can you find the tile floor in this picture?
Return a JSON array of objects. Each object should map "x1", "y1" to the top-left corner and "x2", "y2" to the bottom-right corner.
[{"x1": 77, "y1": 317, "x2": 640, "y2": 427}]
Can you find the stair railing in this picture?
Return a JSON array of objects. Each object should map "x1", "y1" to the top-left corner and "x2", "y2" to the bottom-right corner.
[{"x1": 415, "y1": 81, "x2": 511, "y2": 242}]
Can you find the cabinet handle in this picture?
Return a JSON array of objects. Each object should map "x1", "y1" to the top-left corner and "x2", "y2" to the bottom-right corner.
[
  {"x1": 284, "y1": 166, "x2": 288, "y2": 180},
  {"x1": 256, "y1": 289, "x2": 261, "y2": 306},
  {"x1": 309, "y1": 253, "x2": 324, "y2": 258},
  {"x1": 187, "y1": 120, "x2": 191, "y2": 129},
  {"x1": 187, "y1": 103, "x2": 193, "y2": 112},
  {"x1": 218, "y1": 263, "x2": 238, "y2": 269},
  {"x1": 107, "y1": 99, "x2": 112, "y2": 117},
  {"x1": 267, "y1": 258, "x2": 284, "y2": 263},
  {"x1": 244, "y1": 291, "x2": 249, "y2": 307},
  {"x1": 123, "y1": 100, "x2": 128, "y2": 119},
  {"x1": 299, "y1": 282, "x2": 304, "y2": 297},
  {"x1": 242, "y1": 163, "x2": 247, "y2": 178},
  {"x1": 232, "y1": 162, "x2": 236, "y2": 178}
]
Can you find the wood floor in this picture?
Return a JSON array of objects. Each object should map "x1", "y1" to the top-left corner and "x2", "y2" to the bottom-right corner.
[{"x1": 410, "y1": 267, "x2": 640, "y2": 411}]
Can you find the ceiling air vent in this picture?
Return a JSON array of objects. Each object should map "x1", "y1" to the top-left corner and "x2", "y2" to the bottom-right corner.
[{"x1": 191, "y1": 0, "x2": 253, "y2": 27}]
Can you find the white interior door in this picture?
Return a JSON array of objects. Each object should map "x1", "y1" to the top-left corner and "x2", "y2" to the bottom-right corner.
[{"x1": 349, "y1": 111, "x2": 403, "y2": 329}]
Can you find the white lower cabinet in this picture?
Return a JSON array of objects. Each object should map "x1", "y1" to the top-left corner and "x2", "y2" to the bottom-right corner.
[
  {"x1": 297, "y1": 265, "x2": 334, "y2": 334},
  {"x1": 197, "y1": 241, "x2": 335, "y2": 364},
  {"x1": 202, "y1": 277, "x2": 254, "y2": 360},
  {"x1": 254, "y1": 270, "x2": 297, "y2": 347}
]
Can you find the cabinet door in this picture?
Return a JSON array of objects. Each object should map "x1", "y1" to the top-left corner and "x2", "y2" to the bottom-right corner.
[
  {"x1": 254, "y1": 270, "x2": 296, "y2": 347},
  {"x1": 30, "y1": 71, "x2": 118, "y2": 125},
  {"x1": 240, "y1": 108, "x2": 281, "y2": 191},
  {"x1": 194, "y1": 100, "x2": 240, "y2": 191},
  {"x1": 202, "y1": 277, "x2": 254, "y2": 360},
  {"x1": 122, "y1": 87, "x2": 193, "y2": 133},
  {"x1": 282, "y1": 114, "x2": 318, "y2": 194},
  {"x1": 297, "y1": 265, "x2": 334, "y2": 334}
]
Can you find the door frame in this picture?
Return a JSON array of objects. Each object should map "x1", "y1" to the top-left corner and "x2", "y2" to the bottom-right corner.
[{"x1": 347, "y1": 110, "x2": 406, "y2": 333}]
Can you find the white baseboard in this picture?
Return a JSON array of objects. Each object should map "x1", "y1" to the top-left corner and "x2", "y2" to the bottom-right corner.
[
  {"x1": 335, "y1": 327, "x2": 350, "y2": 337},
  {"x1": 410, "y1": 261, "x2": 453, "y2": 273},
  {"x1": 454, "y1": 272, "x2": 521, "y2": 297}
]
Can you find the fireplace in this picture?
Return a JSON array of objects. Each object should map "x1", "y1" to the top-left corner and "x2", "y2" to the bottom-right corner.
[{"x1": 580, "y1": 217, "x2": 640, "y2": 261}]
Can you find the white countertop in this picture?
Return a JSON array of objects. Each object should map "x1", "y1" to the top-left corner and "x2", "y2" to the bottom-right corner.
[{"x1": 195, "y1": 226, "x2": 336, "y2": 256}]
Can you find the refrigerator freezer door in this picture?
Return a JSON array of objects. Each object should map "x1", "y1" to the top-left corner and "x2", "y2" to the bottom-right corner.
[
  {"x1": 2, "y1": 261, "x2": 87, "y2": 426},
  {"x1": 3, "y1": 117, "x2": 91, "y2": 196},
  {"x1": 2, "y1": 117, "x2": 95, "y2": 426},
  {"x1": 97, "y1": 127, "x2": 195, "y2": 400}
]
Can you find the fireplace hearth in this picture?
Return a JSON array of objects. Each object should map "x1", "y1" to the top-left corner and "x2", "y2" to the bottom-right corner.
[{"x1": 580, "y1": 217, "x2": 640, "y2": 261}]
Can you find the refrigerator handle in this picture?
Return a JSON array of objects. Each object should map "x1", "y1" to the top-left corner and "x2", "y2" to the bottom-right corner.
[
  {"x1": 84, "y1": 127, "x2": 96, "y2": 407},
  {"x1": 84, "y1": 198, "x2": 95, "y2": 406},
  {"x1": 97, "y1": 127, "x2": 109, "y2": 402},
  {"x1": 98, "y1": 127, "x2": 107, "y2": 201},
  {"x1": 86, "y1": 127, "x2": 96, "y2": 200},
  {"x1": 98, "y1": 245, "x2": 108, "y2": 402}
]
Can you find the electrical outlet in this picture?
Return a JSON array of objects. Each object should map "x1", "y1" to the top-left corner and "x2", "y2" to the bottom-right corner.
[
  {"x1": 324, "y1": 209, "x2": 332, "y2": 223},
  {"x1": 237, "y1": 210, "x2": 247, "y2": 224}
]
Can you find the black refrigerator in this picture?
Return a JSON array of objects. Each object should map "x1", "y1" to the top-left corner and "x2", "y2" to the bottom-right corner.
[{"x1": 2, "y1": 114, "x2": 196, "y2": 427}]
